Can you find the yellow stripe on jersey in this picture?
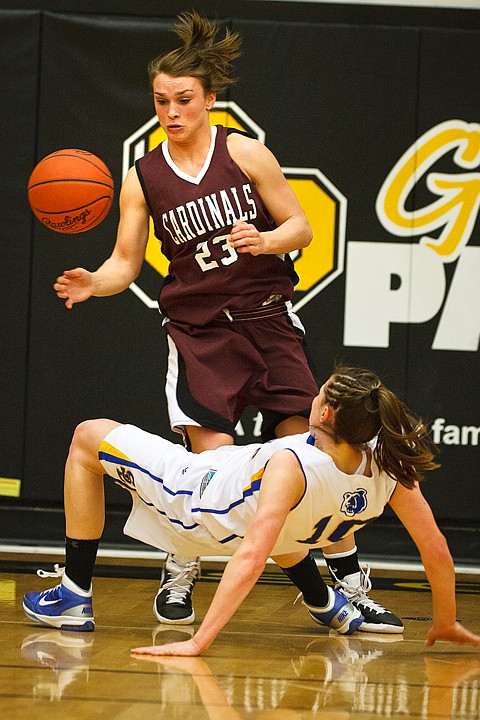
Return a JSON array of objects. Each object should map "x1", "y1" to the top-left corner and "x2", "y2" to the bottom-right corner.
[
  {"x1": 242, "y1": 467, "x2": 264, "y2": 497},
  {"x1": 98, "y1": 439, "x2": 133, "y2": 464}
]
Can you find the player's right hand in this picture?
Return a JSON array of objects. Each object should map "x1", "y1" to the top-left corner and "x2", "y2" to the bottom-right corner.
[{"x1": 53, "y1": 267, "x2": 94, "y2": 309}]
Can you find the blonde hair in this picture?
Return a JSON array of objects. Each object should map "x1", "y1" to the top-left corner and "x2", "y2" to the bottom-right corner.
[
  {"x1": 324, "y1": 366, "x2": 439, "y2": 489},
  {"x1": 148, "y1": 11, "x2": 241, "y2": 93}
]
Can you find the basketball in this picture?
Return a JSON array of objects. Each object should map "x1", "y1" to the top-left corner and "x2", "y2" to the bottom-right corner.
[{"x1": 27, "y1": 149, "x2": 114, "y2": 234}]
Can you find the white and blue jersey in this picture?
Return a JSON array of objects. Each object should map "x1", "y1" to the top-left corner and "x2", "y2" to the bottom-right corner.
[{"x1": 99, "y1": 426, "x2": 397, "y2": 557}]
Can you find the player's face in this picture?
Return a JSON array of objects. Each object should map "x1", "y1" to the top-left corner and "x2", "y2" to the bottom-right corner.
[{"x1": 152, "y1": 74, "x2": 216, "y2": 143}]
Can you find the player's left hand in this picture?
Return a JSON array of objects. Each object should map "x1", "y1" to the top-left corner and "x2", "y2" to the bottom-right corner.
[
  {"x1": 229, "y1": 220, "x2": 265, "y2": 255},
  {"x1": 131, "y1": 637, "x2": 204, "y2": 657},
  {"x1": 426, "y1": 621, "x2": 480, "y2": 647}
]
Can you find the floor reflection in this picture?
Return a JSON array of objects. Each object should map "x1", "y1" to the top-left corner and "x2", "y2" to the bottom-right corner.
[
  {"x1": 21, "y1": 630, "x2": 94, "y2": 701},
  {"x1": 20, "y1": 627, "x2": 480, "y2": 718}
]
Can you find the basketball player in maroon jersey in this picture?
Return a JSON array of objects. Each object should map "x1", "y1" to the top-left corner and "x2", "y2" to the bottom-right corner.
[{"x1": 53, "y1": 12, "x2": 401, "y2": 633}]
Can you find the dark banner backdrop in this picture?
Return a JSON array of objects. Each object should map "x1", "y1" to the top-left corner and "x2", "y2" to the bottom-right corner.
[
  {"x1": 0, "y1": 10, "x2": 40, "y2": 497},
  {"x1": 1, "y1": 7, "x2": 478, "y2": 540}
]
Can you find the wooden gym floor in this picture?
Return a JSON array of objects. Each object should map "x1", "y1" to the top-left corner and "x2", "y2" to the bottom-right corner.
[{"x1": 0, "y1": 552, "x2": 479, "y2": 719}]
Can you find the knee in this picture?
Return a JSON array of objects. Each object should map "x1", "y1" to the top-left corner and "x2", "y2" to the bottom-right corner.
[
  {"x1": 71, "y1": 419, "x2": 100, "y2": 453},
  {"x1": 69, "y1": 418, "x2": 117, "y2": 461}
]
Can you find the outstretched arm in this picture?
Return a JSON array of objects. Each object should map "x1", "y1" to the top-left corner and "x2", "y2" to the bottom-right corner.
[
  {"x1": 389, "y1": 483, "x2": 480, "y2": 647},
  {"x1": 131, "y1": 450, "x2": 305, "y2": 656},
  {"x1": 54, "y1": 167, "x2": 150, "y2": 308}
]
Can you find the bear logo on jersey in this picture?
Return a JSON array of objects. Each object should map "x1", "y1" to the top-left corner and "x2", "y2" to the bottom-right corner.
[{"x1": 341, "y1": 489, "x2": 368, "y2": 516}]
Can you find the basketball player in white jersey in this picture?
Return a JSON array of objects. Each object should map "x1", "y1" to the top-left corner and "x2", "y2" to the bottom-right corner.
[{"x1": 23, "y1": 366, "x2": 480, "y2": 655}]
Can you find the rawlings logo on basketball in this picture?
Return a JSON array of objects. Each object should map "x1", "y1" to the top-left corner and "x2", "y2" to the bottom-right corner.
[
  {"x1": 341, "y1": 489, "x2": 368, "y2": 516},
  {"x1": 41, "y1": 208, "x2": 92, "y2": 231}
]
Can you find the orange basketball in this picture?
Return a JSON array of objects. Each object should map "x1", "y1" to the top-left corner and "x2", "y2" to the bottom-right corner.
[{"x1": 28, "y1": 149, "x2": 114, "y2": 234}]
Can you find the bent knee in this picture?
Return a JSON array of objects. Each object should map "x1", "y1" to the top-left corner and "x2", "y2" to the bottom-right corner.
[{"x1": 71, "y1": 418, "x2": 121, "y2": 457}]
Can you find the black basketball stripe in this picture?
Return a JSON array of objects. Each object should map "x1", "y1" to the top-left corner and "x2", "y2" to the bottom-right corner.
[
  {"x1": 28, "y1": 178, "x2": 114, "y2": 191},
  {"x1": 30, "y1": 196, "x2": 112, "y2": 214}
]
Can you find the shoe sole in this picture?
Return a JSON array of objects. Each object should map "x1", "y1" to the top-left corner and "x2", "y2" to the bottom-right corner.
[
  {"x1": 23, "y1": 602, "x2": 95, "y2": 632},
  {"x1": 357, "y1": 621, "x2": 404, "y2": 634}
]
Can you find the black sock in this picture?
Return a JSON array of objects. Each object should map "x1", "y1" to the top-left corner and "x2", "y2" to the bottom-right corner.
[
  {"x1": 65, "y1": 536, "x2": 100, "y2": 592},
  {"x1": 324, "y1": 547, "x2": 359, "y2": 583},
  {"x1": 281, "y1": 552, "x2": 329, "y2": 607}
]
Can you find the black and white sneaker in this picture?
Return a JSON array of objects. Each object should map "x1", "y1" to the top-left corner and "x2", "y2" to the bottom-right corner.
[
  {"x1": 331, "y1": 564, "x2": 404, "y2": 634},
  {"x1": 153, "y1": 554, "x2": 200, "y2": 624}
]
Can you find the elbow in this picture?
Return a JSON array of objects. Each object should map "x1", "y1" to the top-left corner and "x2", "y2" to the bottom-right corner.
[
  {"x1": 122, "y1": 255, "x2": 142, "y2": 281},
  {"x1": 433, "y1": 529, "x2": 450, "y2": 555},
  {"x1": 235, "y1": 547, "x2": 268, "y2": 581},
  {"x1": 248, "y1": 550, "x2": 269, "y2": 578},
  {"x1": 130, "y1": 264, "x2": 142, "y2": 282},
  {"x1": 435, "y1": 533, "x2": 453, "y2": 564},
  {"x1": 289, "y1": 215, "x2": 312, "y2": 250},
  {"x1": 301, "y1": 222, "x2": 313, "y2": 248},
  {"x1": 421, "y1": 530, "x2": 453, "y2": 569}
]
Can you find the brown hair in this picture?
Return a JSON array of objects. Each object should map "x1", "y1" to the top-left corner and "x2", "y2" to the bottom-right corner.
[
  {"x1": 324, "y1": 366, "x2": 439, "y2": 489},
  {"x1": 148, "y1": 11, "x2": 241, "y2": 93}
]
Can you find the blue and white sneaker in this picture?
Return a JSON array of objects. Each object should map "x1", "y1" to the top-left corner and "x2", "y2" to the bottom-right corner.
[
  {"x1": 23, "y1": 565, "x2": 94, "y2": 632},
  {"x1": 330, "y1": 564, "x2": 404, "y2": 634},
  {"x1": 301, "y1": 586, "x2": 364, "y2": 635}
]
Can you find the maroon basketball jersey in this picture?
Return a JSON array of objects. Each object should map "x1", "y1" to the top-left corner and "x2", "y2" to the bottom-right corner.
[{"x1": 136, "y1": 125, "x2": 297, "y2": 325}]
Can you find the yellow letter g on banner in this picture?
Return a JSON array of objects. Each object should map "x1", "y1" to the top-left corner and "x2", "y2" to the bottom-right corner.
[{"x1": 376, "y1": 120, "x2": 480, "y2": 263}]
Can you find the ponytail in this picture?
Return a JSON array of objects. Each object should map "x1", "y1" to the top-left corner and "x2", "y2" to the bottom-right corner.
[{"x1": 326, "y1": 367, "x2": 439, "y2": 488}]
